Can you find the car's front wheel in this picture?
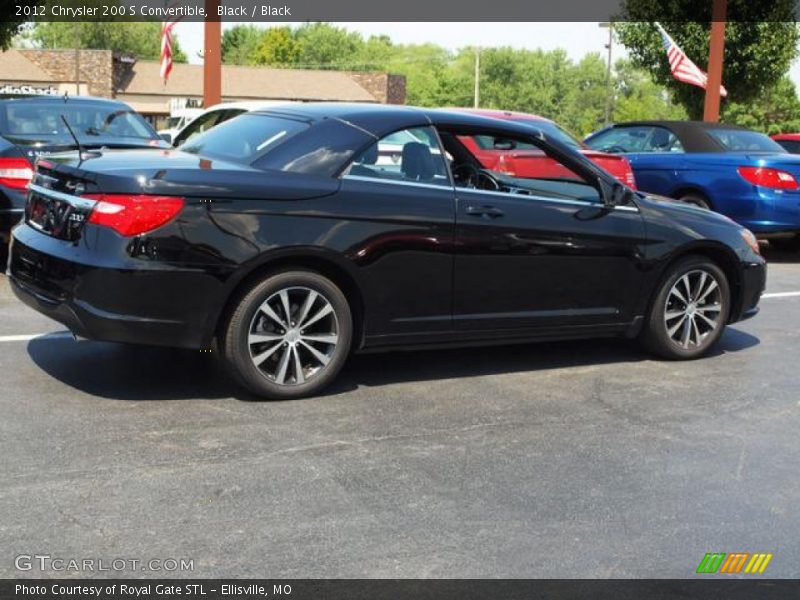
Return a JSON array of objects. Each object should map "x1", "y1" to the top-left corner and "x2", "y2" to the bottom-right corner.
[
  {"x1": 222, "y1": 270, "x2": 353, "y2": 400},
  {"x1": 641, "y1": 256, "x2": 730, "y2": 360}
]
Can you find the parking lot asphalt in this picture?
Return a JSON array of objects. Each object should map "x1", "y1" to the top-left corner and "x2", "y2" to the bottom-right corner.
[{"x1": 1, "y1": 247, "x2": 798, "y2": 579}]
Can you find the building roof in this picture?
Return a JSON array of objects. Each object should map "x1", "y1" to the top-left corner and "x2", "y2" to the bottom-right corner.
[
  {"x1": 0, "y1": 50, "x2": 55, "y2": 82},
  {"x1": 122, "y1": 61, "x2": 378, "y2": 102}
]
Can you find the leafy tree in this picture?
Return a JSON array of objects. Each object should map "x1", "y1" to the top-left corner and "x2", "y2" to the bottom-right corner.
[
  {"x1": 613, "y1": 58, "x2": 687, "y2": 122},
  {"x1": 221, "y1": 24, "x2": 261, "y2": 65},
  {"x1": 25, "y1": 22, "x2": 187, "y2": 62},
  {"x1": 293, "y1": 23, "x2": 364, "y2": 69},
  {"x1": 723, "y1": 77, "x2": 800, "y2": 134},
  {"x1": 616, "y1": 1, "x2": 799, "y2": 119},
  {"x1": 253, "y1": 26, "x2": 300, "y2": 67}
]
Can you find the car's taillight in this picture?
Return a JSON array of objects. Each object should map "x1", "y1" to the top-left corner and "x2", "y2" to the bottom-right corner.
[
  {"x1": 82, "y1": 193, "x2": 184, "y2": 236},
  {"x1": 0, "y1": 157, "x2": 33, "y2": 190},
  {"x1": 620, "y1": 158, "x2": 637, "y2": 190},
  {"x1": 737, "y1": 166, "x2": 799, "y2": 190}
]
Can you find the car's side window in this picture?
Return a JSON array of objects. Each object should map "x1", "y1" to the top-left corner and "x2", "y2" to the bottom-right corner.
[
  {"x1": 587, "y1": 126, "x2": 655, "y2": 153},
  {"x1": 643, "y1": 127, "x2": 684, "y2": 153},
  {"x1": 174, "y1": 110, "x2": 226, "y2": 146},
  {"x1": 437, "y1": 129, "x2": 602, "y2": 205},
  {"x1": 344, "y1": 126, "x2": 450, "y2": 187}
]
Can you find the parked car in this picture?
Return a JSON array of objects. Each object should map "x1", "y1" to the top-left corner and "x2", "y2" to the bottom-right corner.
[
  {"x1": 454, "y1": 109, "x2": 637, "y2": 189},
  {"x1": 0, "y1": 94, "x2": 168, "y2": 263},
  {"x1": 771, "y1": 133, "x2": 800, "y2": 154},
  {"x1": 156, "y1": 107, "x2": 202, "y2": 142},
  {"x1": 168, "y1": 101, "x2": 296, "y2": 147},
  {"x1": 585, "y1": 120, "x2": 800, "y2": 250},
  {"x1": 9, "y1": 104, "x2": 765, "y2": 399}
]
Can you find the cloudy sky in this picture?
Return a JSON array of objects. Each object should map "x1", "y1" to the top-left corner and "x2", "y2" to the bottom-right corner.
[{"x1": 173, "y1": 22, "x2": 800, "y2": 88}]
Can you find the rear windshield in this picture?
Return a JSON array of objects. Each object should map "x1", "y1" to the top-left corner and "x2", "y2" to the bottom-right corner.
[
  {"x1": 0, "y1": 101, "x2": 159, "y2": 144},
  {"x1": 181, "y1": 113, "x2": 309, "y2": 163},
  {"x1": 473, "y1": 120, "x2": 581, "y2": 150},
  {"x1": 706, "y1": 128, "x2": 786, "y2": 153}
]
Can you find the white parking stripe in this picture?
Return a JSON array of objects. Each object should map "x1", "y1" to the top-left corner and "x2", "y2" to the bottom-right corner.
[
  {"x1": 0, "y1": 332, "x2": 72, "y2": 343},
  {"x1": 762, "y1": 291, "x2": 800, "y2": 299}
]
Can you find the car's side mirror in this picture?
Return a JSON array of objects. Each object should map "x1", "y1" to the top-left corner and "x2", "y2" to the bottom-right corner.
[
  {"x1": 493, "y1": 138, "x2": 516, "y2": 151},
  {"x1": 600, "y1": 180, "x2": 631, "y2": 207},
  {"x1": 159, "y1": 133, "x2": 172, "y2": 144}
]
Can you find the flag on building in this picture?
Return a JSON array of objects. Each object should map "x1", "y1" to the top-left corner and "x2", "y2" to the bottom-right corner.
[{"x1": 655, "y1": 22, "x2": 727, "y2": 97}]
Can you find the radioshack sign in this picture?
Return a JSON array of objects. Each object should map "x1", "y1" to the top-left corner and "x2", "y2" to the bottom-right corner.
[{"x1": 0, "y1": 84, "x2": 59, "y2": 95}]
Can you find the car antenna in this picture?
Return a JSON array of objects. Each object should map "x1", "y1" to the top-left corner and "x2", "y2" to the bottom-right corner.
[{"x1": 60, "y1": 114, "x2": 85, "y2": 164}]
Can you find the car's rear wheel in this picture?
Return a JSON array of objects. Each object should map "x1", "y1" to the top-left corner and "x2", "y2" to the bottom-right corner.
[
  {"x1": 641, "y1": 256, "x2": 730, "y2": 360},
  {"x1": 678, "y1": 192, "x2": 712, "y2": 210},
  {"x1": 222, "y1": 270, "x2": 352, "y2": 400}
]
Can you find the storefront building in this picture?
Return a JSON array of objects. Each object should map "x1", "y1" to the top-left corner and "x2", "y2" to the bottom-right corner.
[{"x1": 0, "y1": 49, "x2": 406, "y2": 127}]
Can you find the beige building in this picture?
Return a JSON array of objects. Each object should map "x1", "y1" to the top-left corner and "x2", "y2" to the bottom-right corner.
[{"x1": 0, "y1": 49, "x2": 406, "y2": 124}]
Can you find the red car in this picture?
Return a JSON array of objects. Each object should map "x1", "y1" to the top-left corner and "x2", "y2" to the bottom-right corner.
[
  {"x1": 455, "y1": 109, "x2": 637, "y2": 189},
  {"x1": 771, "y1": 133, "x2": 800, "y2": 154}
]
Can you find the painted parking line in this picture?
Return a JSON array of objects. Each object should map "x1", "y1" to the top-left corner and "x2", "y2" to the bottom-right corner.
[
  {"x1": 761, "y1": 291, "x2": 800, "y2": 299},
  {"x1": 0, "y1": 332, "x2": 72, "y2": 343}
]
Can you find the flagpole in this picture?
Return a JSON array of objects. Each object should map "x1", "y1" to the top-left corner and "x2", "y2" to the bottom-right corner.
[
  {"x1": 703, "y1": 0, "x2": 727, "y2": 122},
  {"x1": 203, "y1": 0, "x2": 222, "y2": 108}
]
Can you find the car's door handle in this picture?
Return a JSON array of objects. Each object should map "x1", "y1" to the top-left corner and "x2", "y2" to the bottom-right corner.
[{"x1": 466, "y1": 205, "x2": 504, "y2": 218}]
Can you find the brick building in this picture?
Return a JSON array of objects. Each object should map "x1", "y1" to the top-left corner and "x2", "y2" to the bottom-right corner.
[{"x1": 0, "y1": 49, "x2": 406, "y2": 124}]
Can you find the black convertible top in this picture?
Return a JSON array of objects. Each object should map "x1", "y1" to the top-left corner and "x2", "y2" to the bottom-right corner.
[{"x1": 602, "y1": 120, "x2": 750, "y2": 153}]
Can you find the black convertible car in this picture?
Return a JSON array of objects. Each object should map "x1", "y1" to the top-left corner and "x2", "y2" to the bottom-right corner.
[{"x1": 9, "y1": 104, "x2": 765, "y2": 399}]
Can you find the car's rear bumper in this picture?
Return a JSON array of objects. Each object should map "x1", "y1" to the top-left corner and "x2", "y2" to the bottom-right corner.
[{"x1": 9, "y1": 223, "x2": 219, "y2": 349}]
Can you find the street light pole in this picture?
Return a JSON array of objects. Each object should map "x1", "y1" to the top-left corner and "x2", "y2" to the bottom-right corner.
[
  {"x1": 703, "y1": 0, "x2": 727, "y2": 122},
  {"x1": 599, "y1": 22, "x2": 614, "y2": 126}
]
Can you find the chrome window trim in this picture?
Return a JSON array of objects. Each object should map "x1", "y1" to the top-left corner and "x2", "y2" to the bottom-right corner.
[
  {"x1": 342, "y1": 174, "x2": 454, "y2": 192},
  {"x1": 456, "y1": 186, "x2": 639, "y2": 212}
]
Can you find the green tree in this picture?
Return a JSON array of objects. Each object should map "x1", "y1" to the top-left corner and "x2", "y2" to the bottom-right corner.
[
  {"x1": 294, "y1": 23, "x2": 364, "y2": 69},
  {"x1": 253, "y1": 26, "x2": 300, "y2": 67},
  {"x1": 616, "y1": 1, "x2": 799, "y2": 119},
  {"x1": 723, "y1": 77, "x2": 800, "y2": 134},
  {"x1": 612, "y1": 58, "x2": 687, "y2": 122},
  {"x1": 26, "y1": 22, "x2": 187, "y2": 62},
  {"x1": 221, "y1": 24, "x2": 261, "y2": 65}
]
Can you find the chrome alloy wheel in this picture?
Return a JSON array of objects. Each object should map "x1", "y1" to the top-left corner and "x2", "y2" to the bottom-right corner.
[
  {"x1": 663, "y1": 269, "x2": 723, "y2": 349},
  {"x1": 247, "y1": 286, "x2": 339, "y2": 386}
]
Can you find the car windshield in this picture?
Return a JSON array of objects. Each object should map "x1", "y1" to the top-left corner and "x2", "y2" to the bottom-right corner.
[
  {"x1": 473, "y1": 120, "x2": 581, "y2": 150},
  {"x1": 706, "y1": 128, "x2": 786, "y2": 153},
  {"x1": 0, "y1": 101, "x2": 159, "y2": 144},
  {"x1": 181, "y1": 113, "x2": 309, "y2": 163}
]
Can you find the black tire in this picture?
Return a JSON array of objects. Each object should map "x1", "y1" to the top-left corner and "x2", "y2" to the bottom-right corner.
[
  {"x1": 640, "y1": 256, "x2": 730, "y2": 360},
  {"x1": 222, "y1": 270, "x2": 352, "y2": 400},
  {"x1": 768, "y1": 235, "x2": 800, "y2": 252},
  {"x1": 678, "y1": 193, "x2": 712, "y2": 210}
]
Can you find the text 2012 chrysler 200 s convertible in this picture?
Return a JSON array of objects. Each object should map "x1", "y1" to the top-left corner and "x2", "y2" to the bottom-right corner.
[{"x1": 9, "y1": 104, "x2": 766, "y2": 399}]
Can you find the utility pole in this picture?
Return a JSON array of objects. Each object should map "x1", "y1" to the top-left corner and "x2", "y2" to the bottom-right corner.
[
  {"x1": 473, "y1": 46, "x2": 480, "y2": 108},
  {"x1": 203, "y1": 0, "x2": 222, "y2": 108},
  {"x1": 599, "y1": 22, "x2": 614, "y2": 126},
  {"x1": 703, "y1": 0, "x2": 727, "y2": 122}
]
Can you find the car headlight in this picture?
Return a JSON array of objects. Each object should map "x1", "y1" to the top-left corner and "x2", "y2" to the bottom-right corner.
[{"x1": 740, "y1": 228, "x2": 760, "y2": 254}]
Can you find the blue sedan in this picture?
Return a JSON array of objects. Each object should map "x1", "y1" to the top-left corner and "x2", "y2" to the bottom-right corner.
[{"x1": 585, "y1": 121, "x2": 800, "y2": 249}]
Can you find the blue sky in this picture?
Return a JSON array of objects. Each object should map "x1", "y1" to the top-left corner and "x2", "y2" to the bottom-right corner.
[{"x1": 174, "y1": 22, "x2": 800, "y2": 89}]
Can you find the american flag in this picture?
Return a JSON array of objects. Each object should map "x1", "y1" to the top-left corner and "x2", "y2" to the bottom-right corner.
[
  {"x1": 159, "y1": 2, "x2": 183, "y2": 84},
  {"x1": 655, "y1": 22, "x2": 727, "y2": 97}
]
